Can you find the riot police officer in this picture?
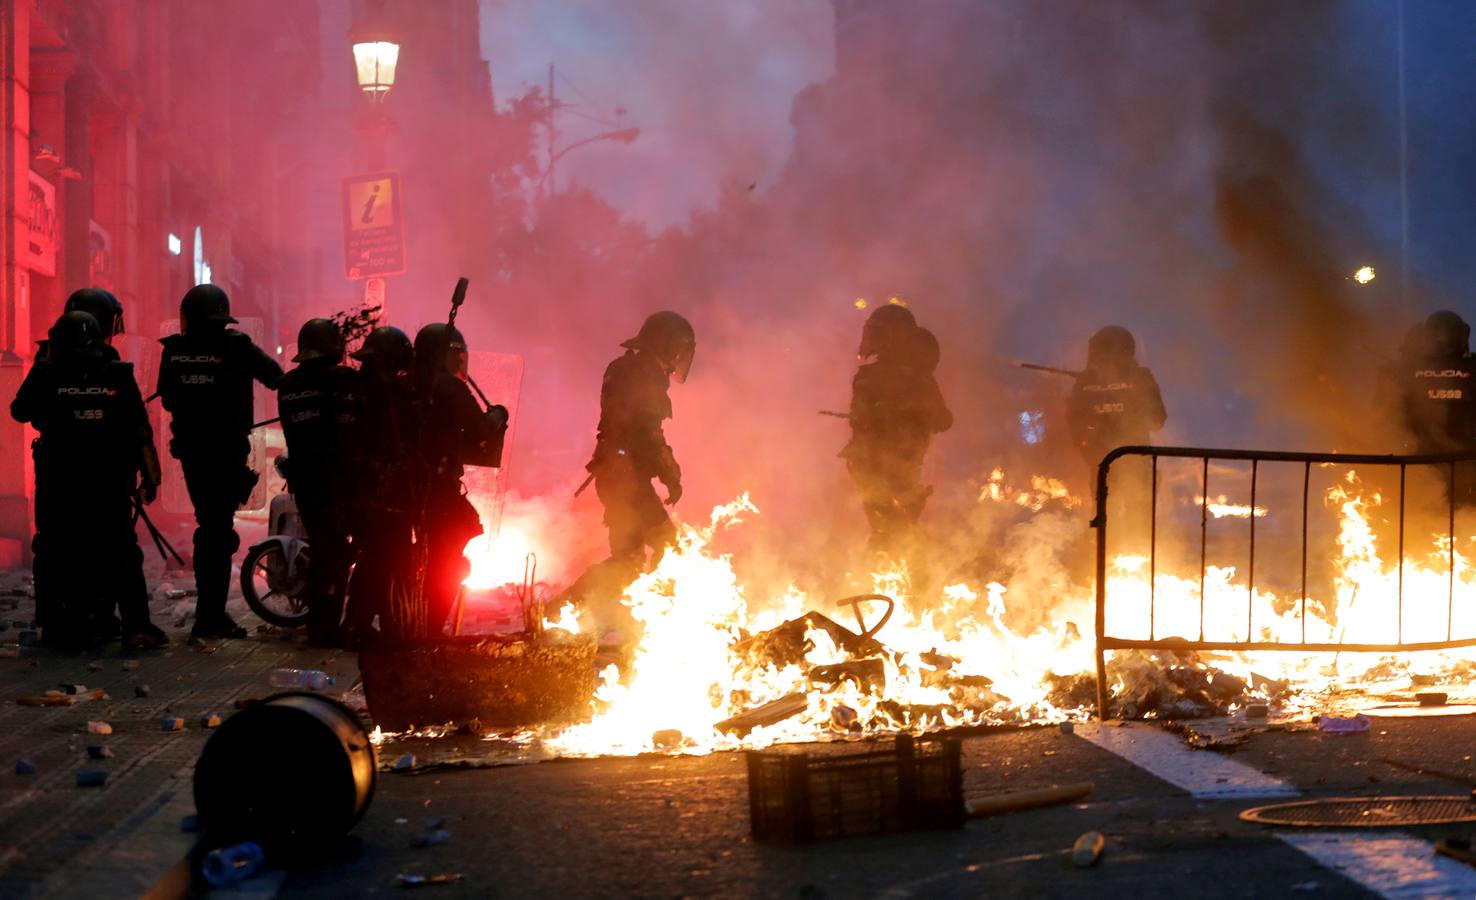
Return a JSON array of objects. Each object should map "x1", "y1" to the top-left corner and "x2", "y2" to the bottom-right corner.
[
  {"x1": 11, "y1": 312, "x2": 166, "y2": 649},
  {"x1": 414, "y1": 322, "x2": 506, "y2": 636},
  {"x1": 1066, "y1": 326, "x2": 1167, "y2": 468},
  {"x1": 277, "y1": 318, "x2": 360, "y2": 646},
  {"x1": 842, "y1": 310, "x2": 952, "y2": 554},
  {"x1": 1401, "y1": 311, "x2": 1476, "y2": 454},
  {"x1": 346, "y1": 326, "x2": 418, "y2": 644},
  {"x1": 156, "y1": 284, "x2": 282, "y2": 640},
  {"x1": 30, "y1": 288, "x2": 128, "y2": 638},
  {"x1": 562, "y1": 311, "x2": 694, "y2": 634}
]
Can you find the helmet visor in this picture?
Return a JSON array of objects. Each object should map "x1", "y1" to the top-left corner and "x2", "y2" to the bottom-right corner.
[{"x1": 670, "y1": 344, "x2": 694, "y2": 384}]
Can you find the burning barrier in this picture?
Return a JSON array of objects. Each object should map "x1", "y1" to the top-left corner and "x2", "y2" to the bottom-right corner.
[{"x1": 377, "y1": 447, "x2": 1476, "y2": 759}]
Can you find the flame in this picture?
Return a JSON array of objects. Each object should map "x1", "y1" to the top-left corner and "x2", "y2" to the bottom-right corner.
[
  {"x1": 1353, "y1": 265, "x2": 1377, "y2": 284},
  {"x1": 1195, "y1": 495, "x2": 1269, "y2": 519},
  {"x1": 432, "y1": 465, "x2": 1476, "y2": 759}
]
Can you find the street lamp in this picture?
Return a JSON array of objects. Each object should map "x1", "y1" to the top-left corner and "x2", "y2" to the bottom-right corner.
[
  {"x1": 540, "y1": 128, "x2": 641, "y2": 197},
  {"x1": 352, "y1": 40, "x2": 400, "y2": 99}
]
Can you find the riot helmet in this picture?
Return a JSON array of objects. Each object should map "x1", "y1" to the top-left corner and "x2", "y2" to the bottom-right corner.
[
  {"x1": 906, "y1": 326, "x2": 942, "y2": 375},
  {"x1": 414, "y1": 322, "x2": 469, "y2": 387},
  {"x1": 47, "y1": 311, "x2": 102, "y2": 359},
  {"x1": 179, "y1": 284, "x2": 237, "y2": 334},
  {"x1": 352, "y1": 325, "x2": 414, "y2": 374},
  {"x1": 1087, "y1": 325, "x2": 1137, "y2": 368},
  {"x1": 1426, "y1": 310, "x2": 1471, "y2": 358},
  {"x1": 292, "y1": 318, "x2": 346, "y2": 364},
  {"x1": 858, "y1": 303, "x2": 916, "y2": 361},
  {"x1": 64, "y1": 288, "x2": 124, "y2": 340},
  {"x1": 621, "y1": 311, "x2": 696, "y2": 383}
]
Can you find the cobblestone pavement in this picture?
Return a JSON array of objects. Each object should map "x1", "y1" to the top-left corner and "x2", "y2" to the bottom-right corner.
[{"x1": 0, "y1": 563, "x2": 359, "y2": 899}]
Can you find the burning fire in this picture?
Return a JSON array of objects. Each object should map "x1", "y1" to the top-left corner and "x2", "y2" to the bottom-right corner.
[
  {"x1": 1195, "y1": 495, "x2": 1269, "y2": 518},
  {"x1": 440, "y1": 465, "x2": 1476, "y2": 758}
]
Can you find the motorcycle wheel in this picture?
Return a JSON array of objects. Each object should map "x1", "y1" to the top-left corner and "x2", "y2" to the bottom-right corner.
[{"x1": 241, "y1": 542, "x2": 312, "y2": 628}]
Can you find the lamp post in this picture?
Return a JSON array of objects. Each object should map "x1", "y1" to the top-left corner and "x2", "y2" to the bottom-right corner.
[
  {"x1": 349, "y1": 5, "x2": 400, "y2": 171},
  {"x1": 539, "y1": 127, "x2": 640, "y2": 199},
  {"x1": 347, "y1": 3, "x2": 402, "y2": 317}
]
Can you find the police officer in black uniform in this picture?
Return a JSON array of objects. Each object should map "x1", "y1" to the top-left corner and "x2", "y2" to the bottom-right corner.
[
  {"x1": 589, "y1": 312, "x2": 694, "y2": 564},
  {"x1": 29, "y1": 288, "x2": 128, "y2": 639},
  {"x1": 347, "y1": 326, "x2": 418, "y2": 644},
  {"x1": 1400, "y1": 311, "x2": 1476, "y2": 505},
  {"x1": 562, "y1": 311, "x2": 694, "y2": 634},
  {"x1": 1066, "y1": 326, "x2": 1167, "y2": 470},
  {"x1": 1401, "y1": 311, "x2": 1476, "y2": 453},
  {"x1": 277, "y1": 318, "x2": 361, "y2": 646},
  {"x1": 414, "y1": 322, "x2": 506, "y2": 636},
  {"x1": 156, "y1": 284, "x2": 282, "y2": 640},
  {"x1": 12, "y1": 312, "x2": 167, "y2": 649},
  {"x1": 842, "y1": 308, "x2": 952, "y2": 555}
]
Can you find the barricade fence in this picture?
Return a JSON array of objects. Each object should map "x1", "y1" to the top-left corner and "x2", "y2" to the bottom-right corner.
[{"x1": 1092, "y1": 445, "x2": 1476, "y2": 718}]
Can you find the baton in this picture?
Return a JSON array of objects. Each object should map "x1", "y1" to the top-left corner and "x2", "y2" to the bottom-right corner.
[
  {"x1": 1015, "y1": 361, "x2": 1081, "y2": 378},
  {"x1": 133, "y1": 497, "x2": 185, "y2": 566},
  {"x1": 573, "y1": 471, "x2": 595, "y2": 497}
]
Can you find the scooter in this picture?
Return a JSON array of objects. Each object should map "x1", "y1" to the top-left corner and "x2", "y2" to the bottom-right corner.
[{"x1": 240, "y1": 492, "x2": 312, "y2": 628}]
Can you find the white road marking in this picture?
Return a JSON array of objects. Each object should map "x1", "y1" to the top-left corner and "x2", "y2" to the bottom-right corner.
[
  {"x1": 1279, "y1": 832, "x2": 1476, "y2": 899},
  {"x1": 1072, "y1": 721, "x2": 1300, "y2": 799}
]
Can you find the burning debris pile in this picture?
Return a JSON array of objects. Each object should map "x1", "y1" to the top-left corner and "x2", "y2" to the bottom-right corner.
[{"x1": 361, "y1": 465, "x2": 1476, "y2": 759}]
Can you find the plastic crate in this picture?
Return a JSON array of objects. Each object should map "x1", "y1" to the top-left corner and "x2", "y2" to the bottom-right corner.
[{"x1": 745, "y1": 734, "x2": 964, "y2": 842}]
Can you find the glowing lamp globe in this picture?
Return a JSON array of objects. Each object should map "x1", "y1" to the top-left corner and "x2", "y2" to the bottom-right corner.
[{"x1": 352, "y1": 41, "x2": 400, "y2": 97}]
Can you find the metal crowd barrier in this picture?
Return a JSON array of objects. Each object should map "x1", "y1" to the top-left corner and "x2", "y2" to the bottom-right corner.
[{"x1": 1092, "y1": 445, "x2": 1476, "y2": 718}]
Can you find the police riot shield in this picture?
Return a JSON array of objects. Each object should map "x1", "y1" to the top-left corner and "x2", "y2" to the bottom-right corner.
[
  {"x1": 156, "y1": 318, "x2": 276, "y2": 516},
  {"x1": 459, "y1": 350, "x2": 524, "y2": 541}
]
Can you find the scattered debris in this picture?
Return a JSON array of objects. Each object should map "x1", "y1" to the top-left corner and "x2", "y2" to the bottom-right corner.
[
  {"x1": 76, "y1": 770, "x2": 108, "y2": 788},
  {"x1": 397, "y1": 873, "x2": 464, "y2": 888},
  {"x1": 200, "y1": 712, "x2": 222, "y2": 729},
  {"x1": 1377, "y1": 758, "x2": 1476, "y2": 788},
  {"x1": 134, "y1": 685, "x2": 152, "y2": 698},
  {"x1": 395, "y1": 754, "x2": 418, "y2": 772},
  {"x1": 18, "y1": 695, "x2": 74, "y2": 707},
  {"x1": 1416, "y1": 692, "x2": 1449, "y2": 708},
  {"x1": 86, "y1": 661, "x2": 104, "y2": 672},
  {"x1": 87, "y1": 721, "x2": 113, "y2": 735},
  {"x1": 1071, "y1": 831, "x2": 1105, "y2": 867},
  {"x1": 1245, "y1": 702, "x2": 1269, "y2": 719},
  {"x1": 15, "y1": 758, "x2": 37, "y2": 775},
  {"x1": 410, "y1": 830, "x2": 451, "y2": 848},
  {"x1": 201, "y1": 842, "x2": 265, "y2": 887},
  {"x1": 92, "y1": 688, "x2": 108, "y2": 701},
  {"x1": 1317, "y1": 714, "x2": 1371, "y2": 735},
  {"x1": 87, "y1": 745, "x2": 114, "y2": 760},
  {"x1": 162, "y1": 717, "x2": 185, "y2": 732},
  {"x1": 60, "y1": 683, "x2": 87, "y2": 695},
  {"x1": 965, "y1": 782, "x2": 1094, "y2": 818},
  {"x1": 1436, "y1": 838, "x2": 1476, "y2": 870},
  {"x1": 652, "y1": 729, "x2": 684, "y2": 750},
  {"x1": 716, "y1": 692, "x2": 808, "y2": 737},
  {"x1": 1059, "y1": 721, "x2": 1075, "y2": 734},
  {"x1": 121, "y1": 660, "x2": 141, "y2": 672}
]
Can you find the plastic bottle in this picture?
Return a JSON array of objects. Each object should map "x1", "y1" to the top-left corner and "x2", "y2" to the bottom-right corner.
[
  {"x1": 201, "y1": 842, "x2": 265, "y2": 887},
  {"x1": 267, "y1": 668, "x2": 335, "y2": 691}
]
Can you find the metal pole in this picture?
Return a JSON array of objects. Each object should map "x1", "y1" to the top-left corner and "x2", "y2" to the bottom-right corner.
[
  {"x1": 547, "y1": 62, "x2": 557, "y2": 196},
  {"x1": 1149, "y1": 455, "x2": 1157, "y2": 641},
  {"x1": 1199, "y1": 456, "x2": 1209, "y2": 643},
  {"x1": 1398, "y1": 464, "x2": 1406, "y2": 644},
  {"x1": 1247, "y1": 460, "x2": 1258, "y2": 642},
  {"x1": 1301, "y1": 461, "x2": 1310, "y2": 644},
  {"x1": 1397, "y1": 0, "x2": 1410, "y2": 313},
  {"x1": 1094, "y1": 456, "x2": 1111, "y2": 720}
]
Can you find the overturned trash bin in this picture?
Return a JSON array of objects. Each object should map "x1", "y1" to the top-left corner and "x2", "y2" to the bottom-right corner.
[
  {"x1": 359, "y1": 633, "x2": 597, "y2": 732},
  {"x1": 194, "y1": 692, "x2": 376, "y2": 855}
]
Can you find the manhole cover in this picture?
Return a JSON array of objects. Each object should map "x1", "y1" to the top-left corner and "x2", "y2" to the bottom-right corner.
[{"x1": 1240, "y1": 796, "x2": 1476, "y2": 828}]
